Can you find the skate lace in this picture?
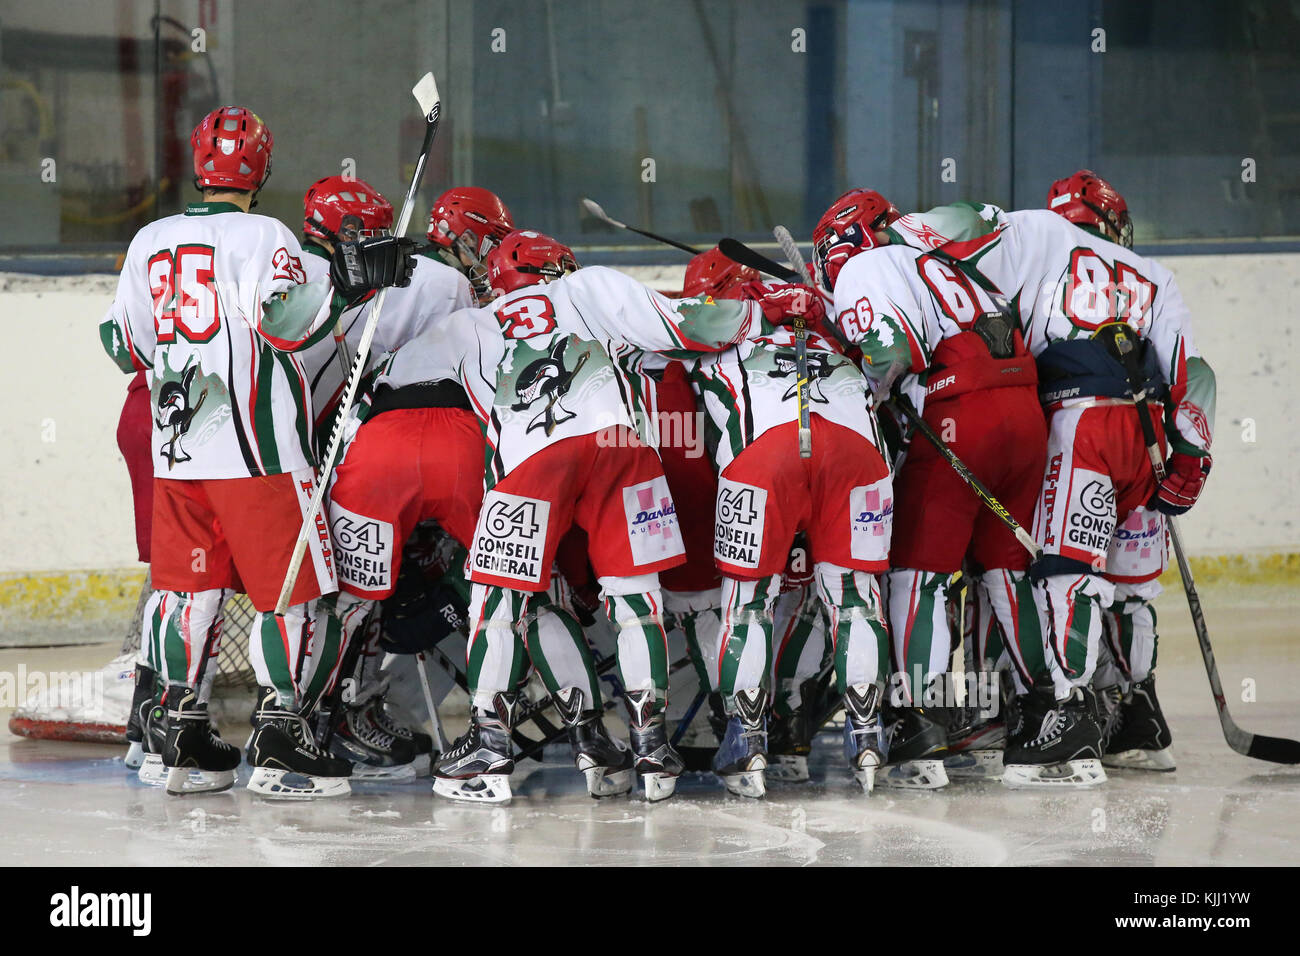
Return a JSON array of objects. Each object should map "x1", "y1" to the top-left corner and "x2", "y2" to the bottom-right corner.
[
  {"x1": 366, "y1": 702, "x2": 415, "y2": 740},
  {"x1": 349, "y1": 707, "x2": 397, "y2": 748},
  {"x1": 1029, "y1": 708, "x2": 1067, "y2": 746},
  {"x1": 276, "y1": 709, "x2": 331, "y2": 758}
]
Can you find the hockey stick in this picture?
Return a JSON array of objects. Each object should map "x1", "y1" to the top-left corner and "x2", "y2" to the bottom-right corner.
[
  {"x1": 774, "y1": 226, "x2": 814, "y2": 457},
  {"x1": 887, "y1": 395, "x2": 1042, "y2": 559},
  {"x1": 718, "y1": 236, "x2": 799, "y2": 281},
  {"x1": 1108, "y1": 324, "x2": 1300, "y2": 764},
  {"x1": 580, "y1": 197, "x2": 702, "y2": 255},
  {"x1": 275, "y1": 73, "x2": 443, "y2": 615},
  {"x1": 415, "y1": 651, "x2": 449, "y2": 752}
]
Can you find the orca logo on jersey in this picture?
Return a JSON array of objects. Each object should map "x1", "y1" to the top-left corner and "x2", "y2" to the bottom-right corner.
[
  {"x1": 769, "y1": 350, "x2": 834, "y2": 403},
  {"x1": 155, "y1": 364, "x2": 208, "y2": 469},
  {"x1": 511, "y1": 337, "x2": 589, "y2": 435}
]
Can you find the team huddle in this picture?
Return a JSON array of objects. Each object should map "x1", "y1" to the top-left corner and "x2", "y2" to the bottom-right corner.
[{"x1": 99, "y1": 105, "x2": 1215, "y2": 803}]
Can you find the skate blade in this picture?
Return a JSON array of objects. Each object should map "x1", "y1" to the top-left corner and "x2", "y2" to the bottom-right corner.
[
  {"x1": 853, "y1": 764, "x2": 878, "y2": 794},
  {"x1": 247, "y1": 767, "x2": 352, "y2": 800},
  {"x1": 124, "y1": 741, "x2": 145, "y2": 770},
  {"x1": 640, "y1": 772, "x2": 678, "y2": 803},
  {"x1": 579, "y1": 762, "x2": 634, "y2": 798},
  {"x1": 1002, "y1": 758, "x2": 1107, "y2": 789},
  {"x1": 767, "y1": 754, "x2": 810, "y2": 783},
  {"x1": 878, "y1": 759, "x2": 949, "y2": 790},
  {"x1": 721, "y1": 768, "x2": 767, "y2": 799},
  {"x1": 348, "y1": 762, "x2": 419, "y2": 782},
  {"x1": 944, "y1": 749, "x2": 1005, "y2": 780},
  {"x1": 1102, "y1": 746, "x2": 1176, "y2": 772},
  {"x1": 137, "y1": 754, "x2": 167, "y2": 787},
  {"x1": 165, "y1": 766, "x2": 235, "y2": 796},
  {"x1": 432, "y1": 774, "x2": 512, "y2": 803}
]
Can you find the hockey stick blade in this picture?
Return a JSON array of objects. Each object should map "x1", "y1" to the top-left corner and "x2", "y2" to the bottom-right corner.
[
  {"x1": 718, "y1": 237, "x2": 799, "y2": 281},
  {"x1": 275, "y1": 72, "x2": 443, "y2": 615},
  {"x1": 580, "y1": 197, "x2": 701, "y2": 255}
]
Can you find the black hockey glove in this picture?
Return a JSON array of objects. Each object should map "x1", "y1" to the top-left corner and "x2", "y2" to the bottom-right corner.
[{"x1": 330, "y1": 235, "x2": 417, "y2": 301}]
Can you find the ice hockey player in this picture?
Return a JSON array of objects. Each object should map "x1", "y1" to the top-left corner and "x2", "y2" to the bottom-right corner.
[
  {"x1": 424, "y1": 230, "x2": 804, "y2": 802},
  {"x1": 689, "y1": 268, "x2": 894, "y2": 797},
  {"x1": 884, "y1": 171, "x2": 1215, "y2": 785},
  {"x1": 813, "y1": 188, "x2": 1050, "y2": 786},
  {"x1": 294, "y1": 174, "x2": 477, "y2": 778},
  {"x1": 425, "y1": 186, "x2": 517, "y2": 301},
  {"x1": 99, "y1": 106, "x2": 414, "y2": 798}
]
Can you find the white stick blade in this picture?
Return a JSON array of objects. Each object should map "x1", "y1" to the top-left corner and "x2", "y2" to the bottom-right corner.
[
  {"x1": 581, "y1": 197, "x2": 622, "y2": 229},
  {"x1": 413, "y1": 72, "x2": 440, "y2": 117}
]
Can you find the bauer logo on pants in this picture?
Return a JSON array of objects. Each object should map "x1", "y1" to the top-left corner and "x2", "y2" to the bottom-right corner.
[
  {"x1": 714, "y1": 478, "x2": 766, "y2": 569},
  {"x1": 330, "y1": 505, "x2": 395, "y2": 593},
  {"x1": 471, "y1": 490, "x2": 550, "y2": 584},
  {"x1": 849, "y1": 482, "x2": 893, "y2": 561},
  {"x1": 622, "y1": 476, "x2": 685, "y2": 565}
]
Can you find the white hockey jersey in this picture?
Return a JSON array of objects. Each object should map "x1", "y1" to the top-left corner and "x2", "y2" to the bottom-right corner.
[
  {"x1": 100, "y1": 202, "x2": 335, "y2": 479},
  {"x1": 297, "y1": 247, "x2": 474, "y2": 427},
  {"x1": 690, "y1": 327, "x2": 881, "y2": 471},
  {"x1": 381, "y1": 266, "x2": 762, "y2": 486},
  {"x1": 887, "y1": 205, "x2": 1215, "y2": 454}
]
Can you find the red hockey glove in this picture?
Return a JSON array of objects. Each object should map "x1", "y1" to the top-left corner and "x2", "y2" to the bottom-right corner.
[
  {"x1": 1152, "y1": 452, "x2": 1212, "y2": 515},
  {"x1": 742, "y1": 281, "x2": 827, "y2": 327}
]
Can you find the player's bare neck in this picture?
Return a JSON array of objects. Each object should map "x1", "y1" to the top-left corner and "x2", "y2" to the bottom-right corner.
[{"x1": 202, "y1": 189, "x2": 253, "y2": 213}]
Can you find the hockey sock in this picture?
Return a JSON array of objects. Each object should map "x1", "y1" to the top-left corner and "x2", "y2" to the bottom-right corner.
[
  {"x1": 250, "y1": 600, "x2": 323, "y2": 708},
  {"x1": 524, "y1": 595, "x2": 603, "y2": 706},
  {"x1": 665, "y1": 590, "x2": 723, "y2": 693},
  {"x1": 979, "y1": 569, "x2": 1047, "y2": 689},
  {"x1": 465, "y1": 584, "x2": 531, "y2": 712},
  {"x1": 716, "y1": 575, "x2": 779, "y2": 699},
  {"x1": 815, "y1": 563, "x2": 889, "y2": 695},
  {"x1": 600, "y1": 575, "x2": 671, "y2": 707},
  {"x1": 154, "y1": 588, "x2": 232, "y2": 704},
  {"x1": 1038, "y1": 572, "x2": 1114, "y2": 698},
  {"x1": 885, "y1": 569, "x2": 953, "y2": 703},
  {"x1": 1105, "y1": 581, "x2": 1161, "y2": 683},
  {"x1": 771, "y1": 586, "x2": 827, "y2": 717}
]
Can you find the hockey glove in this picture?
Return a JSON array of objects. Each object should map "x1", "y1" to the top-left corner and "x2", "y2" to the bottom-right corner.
[
  {"x1": 743, "y1": 281, "x2": 828, "y2": 327},
  {"x1": 1152, "y1": 451, "x2": 1212, "y2": 515},
  {"x1": 330, "y1": 235, "x2": 417, "y2": 301}
]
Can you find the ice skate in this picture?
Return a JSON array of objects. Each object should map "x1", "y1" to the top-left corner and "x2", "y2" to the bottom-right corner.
[
  {"x1": 123, "y1": 663, "x2": 157, "y2": 770},
  {"x1": 362, "y1": 694, "x2": 435, "y2": 776},
  {"x1": 1002, "y1": 686, "x2": 1107, "y2": 789},
  {"x1": 161, "y1": 684, "x2": 240, "y2": 796},
  {"x1": 246, "y1": 686, "x2": 352, "y2": 799},
  {"x1": 554, "y1": 687, "x2": 633, "y2": 798},
  {"x1": 624, "y1": 688, "x2": 684, "y2": 802},
  {"x1": 326, "y1": 699, "x2": 419, "y2": 781},
  {"x1": 878, "y1": 705, "x2": 949, "y2": 790},
  {"x1": 943, "y1": 701, "x2": 1006, "y2": 780},
  {"x1": 842, "y1": 683, "x2": 886, "y2": 793},
  {"x1": 1094, "y1": 683, "x2": 1125, "y2": 751},
  {"x1": 1103, "y1": 675, "x2": 1176, "y2": 772},
  {"x1": 433, "y1": 693, "x2": 516, "y2": 804},
  {"x1": 135, "y1": 696, "x2": 169, "y2": 787},
  {"x1": 713, "y1": 688, "x2": 768, "y2": 798},
  {"x1": 768, "y1": 678, "x2": 817, "y2": 783}
]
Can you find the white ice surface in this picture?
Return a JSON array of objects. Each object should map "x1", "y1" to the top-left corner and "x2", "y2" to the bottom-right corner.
[{"x1": 0, "y1": 587, "x2": 1296, "y2": 866}]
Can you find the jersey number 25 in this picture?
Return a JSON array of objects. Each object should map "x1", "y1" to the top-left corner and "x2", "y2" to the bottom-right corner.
[{"x1": 148, "y1": 244, "x2": 221, "y2": 344}]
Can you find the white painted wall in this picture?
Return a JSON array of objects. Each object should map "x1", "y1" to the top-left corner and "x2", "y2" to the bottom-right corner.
[{"x1": 0, "y1": 255, "x2": 1294, "y2": 576}]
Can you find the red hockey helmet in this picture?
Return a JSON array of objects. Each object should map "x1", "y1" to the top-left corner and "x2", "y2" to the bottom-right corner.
[
  {"x1": 191, "y1": 107, "x2": 273, "y2": 192},
  {"x1": 1047, "y1": 170, "x2": 1132, "y2": 248},
  {"x1": 486, "y1": 230, "x2": 579, "y2": 295},
  {"x1": 426, "y1": 187, "x2": 515, "y2": 261},
  {"x1": 303, "y1": 175, "x2": 394, "y2": 244},
  {"x1": 812, "y1": 188, "x2": 901, "y2": 290},
  {"x1": 682, "y1": 247, "x2": 759, "y2": 299}
]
